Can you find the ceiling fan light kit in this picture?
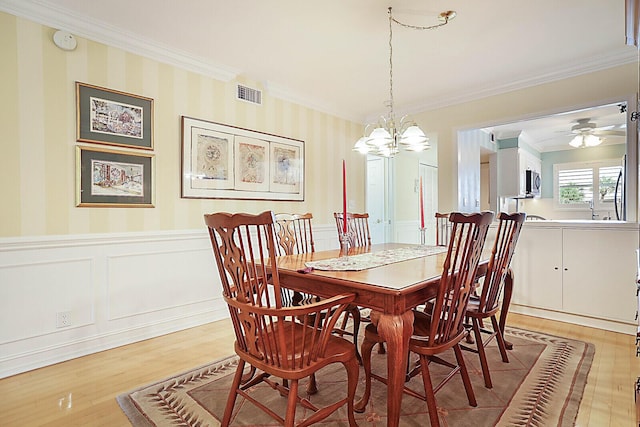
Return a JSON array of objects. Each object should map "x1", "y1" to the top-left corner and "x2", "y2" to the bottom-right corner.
[
  {"x1": 566, "y1": 118, "x2": 624, "y2": 148},
  {"x1": 569, "y1": 134, "x2": 602, "y2": 148}
]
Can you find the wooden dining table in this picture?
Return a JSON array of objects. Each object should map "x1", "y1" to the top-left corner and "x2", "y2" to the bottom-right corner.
[{"x1": 275, "y1": 242, "x2": 512, "y2": 427}]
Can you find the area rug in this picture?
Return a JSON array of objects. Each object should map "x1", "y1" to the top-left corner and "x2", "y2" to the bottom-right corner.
[{"x1": 117, "y1": 327, "x2": 594, "y2": 426}]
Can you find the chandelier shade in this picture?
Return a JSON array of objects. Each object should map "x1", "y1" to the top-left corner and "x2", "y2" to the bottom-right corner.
[{"x1": 353, "y1": 7, "x2": 456, "y2": 157}]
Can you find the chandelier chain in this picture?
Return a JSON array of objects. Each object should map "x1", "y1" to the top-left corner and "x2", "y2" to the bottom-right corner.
[
  {"x1": 391, "y1": 11, "x2": 455, "y2": 31},
  {"x1": 388, "y1": 7, "x2": 394, "y2": 118}
]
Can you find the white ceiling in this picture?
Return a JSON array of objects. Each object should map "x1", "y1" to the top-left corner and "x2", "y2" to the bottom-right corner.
[{"x1": 1, "y1": 0, "x2": 636, "y2": 144}]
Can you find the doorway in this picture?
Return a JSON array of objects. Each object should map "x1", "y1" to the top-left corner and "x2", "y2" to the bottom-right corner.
[{"x1": 366, "y1": 156, "x2": 386, "y2": 243}]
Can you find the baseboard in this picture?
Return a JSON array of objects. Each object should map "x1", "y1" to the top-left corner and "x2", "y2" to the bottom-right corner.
[{"x1": 509, "y1": 303, "x2": 636, "y2": 335}]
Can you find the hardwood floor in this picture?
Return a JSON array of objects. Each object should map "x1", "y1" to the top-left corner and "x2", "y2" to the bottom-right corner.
[{"x1": 0, "y1": 313, "x2": 637, "y2": 426}]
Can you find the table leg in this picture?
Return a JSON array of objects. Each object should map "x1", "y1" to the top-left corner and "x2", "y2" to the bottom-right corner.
[
  {"x1": 499, "y1": 269, "x2": 514, "y2": 350},
  {"x1": 375, "y1": 310, "x2": 414, "y2": 427}
]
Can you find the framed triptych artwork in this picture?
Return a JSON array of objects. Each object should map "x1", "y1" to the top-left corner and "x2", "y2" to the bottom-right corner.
[{"x1": 180, "y1": 116, "x2": 304, "y2": 201}]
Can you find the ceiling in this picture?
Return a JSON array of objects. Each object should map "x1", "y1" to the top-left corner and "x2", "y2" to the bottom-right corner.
[{"x1": 2, "y1": 0, "x2": 636, "y2": 140}]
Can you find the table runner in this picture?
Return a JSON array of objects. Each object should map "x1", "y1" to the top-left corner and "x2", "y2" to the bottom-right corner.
[{"x1": 304, "y1": 245, "x2": 447, "y2": 271}]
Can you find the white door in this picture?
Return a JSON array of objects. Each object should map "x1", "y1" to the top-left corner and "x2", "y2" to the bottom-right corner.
[
  {"x1": 367, "y1": 156, "x2": 386, "y2": 243},
  {"x1": 420, "y1": 163, "x2": 438, "y2": 245}
]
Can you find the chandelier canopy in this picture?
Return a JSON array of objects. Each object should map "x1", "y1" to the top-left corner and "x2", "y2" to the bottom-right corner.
[{"x1": 353, "y1": 7, "x2": 456, "y2": 157}]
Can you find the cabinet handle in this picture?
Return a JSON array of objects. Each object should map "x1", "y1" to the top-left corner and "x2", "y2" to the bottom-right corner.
[
  {"x1": 564, "y1": 268, "x2": 568, "y2": 271},
  {"x1": 554, "y1": 267, "x2": 559, "y2": 270}
]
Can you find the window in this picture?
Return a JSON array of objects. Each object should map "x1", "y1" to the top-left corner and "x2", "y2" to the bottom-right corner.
[{"x1": 554, "y1": 160, "x2": 622, "y2": 210}]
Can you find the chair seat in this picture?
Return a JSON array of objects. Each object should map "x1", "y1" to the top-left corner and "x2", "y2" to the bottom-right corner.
[{"x1": 240, "y1": 320, "x2": 356, "y2": 380}]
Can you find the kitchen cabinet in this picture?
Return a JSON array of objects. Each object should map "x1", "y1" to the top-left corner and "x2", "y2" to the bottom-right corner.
[
  {"x1": 510, "y1": 227, "x2": 563, "y2": 310},
  {"x1": 498, "y1": 147, "x2": 541, "y2": 197},
  {"x1": 511, "y1": 222, "x2": 639, "y2": 333}
]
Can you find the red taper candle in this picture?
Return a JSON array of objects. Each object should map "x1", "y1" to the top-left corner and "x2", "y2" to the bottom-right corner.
[{"x1": 342, "y1": 160, "x2": 347, "y2": 233}]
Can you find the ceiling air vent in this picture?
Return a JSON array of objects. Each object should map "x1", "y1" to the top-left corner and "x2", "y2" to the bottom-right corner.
[{"x1": 236, "y1": 84, "x2": 262, "y2": 105}]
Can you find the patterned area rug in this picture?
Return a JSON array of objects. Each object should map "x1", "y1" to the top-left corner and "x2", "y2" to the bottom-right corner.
[{"x1": 117, "y1": 327, "x2": 594, "y2": 426}]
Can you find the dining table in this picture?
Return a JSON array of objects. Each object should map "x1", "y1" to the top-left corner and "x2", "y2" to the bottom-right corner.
[{"x1": 274, "y1": 242, "x2": 513, "y2": 427}]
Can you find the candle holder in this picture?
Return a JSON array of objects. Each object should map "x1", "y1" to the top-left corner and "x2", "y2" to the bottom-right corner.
[
  {"x1": 339, "y1": 232, "x2": 351, "y2": 257},
  {"x1": 420, "y1": 227, "x2": 426, "y2": 245}
]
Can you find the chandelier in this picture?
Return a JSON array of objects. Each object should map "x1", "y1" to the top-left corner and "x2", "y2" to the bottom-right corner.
[{"x1": 353, "y1": 7, "x2": 457, "y2": 157}]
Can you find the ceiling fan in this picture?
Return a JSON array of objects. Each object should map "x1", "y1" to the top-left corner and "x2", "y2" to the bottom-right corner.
[{"x1": 566, "y1": 118, "x2": 625, "y2": 148}]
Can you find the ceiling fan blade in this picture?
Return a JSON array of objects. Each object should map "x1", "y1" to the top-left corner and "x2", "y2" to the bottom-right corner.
[{"x1": 594, "y1": 130, "x2": 625, "y2": 137}]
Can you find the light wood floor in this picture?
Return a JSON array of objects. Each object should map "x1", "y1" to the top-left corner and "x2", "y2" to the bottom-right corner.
[{"x1": 0, "y1": 313, "x2": 637, "y2": 426}]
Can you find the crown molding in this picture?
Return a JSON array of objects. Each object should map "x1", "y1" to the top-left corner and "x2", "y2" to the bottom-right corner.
[
  {"x1": 1, "y1": 0, "x2": 635, "y2": 126},
  {"x1": 403, "y1": 48, "x2": 638, "y2": 117},
  {"x1": 0, "y1": 0, "x2": 359, "y2": 123},
  {"x1": 0, "y1": 0, "x2": 239, "y2": 82}
]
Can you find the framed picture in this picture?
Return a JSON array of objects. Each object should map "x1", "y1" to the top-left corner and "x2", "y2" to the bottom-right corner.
[
  {"x1": 76, "y1": 82, "x2": 154, "y2": 150},
  {"x1": 76, "y1": 146, "x2": 155, "y2": 207},
  {"x1": 181, "y1": 116, "x2": 304, "y2": 200}
]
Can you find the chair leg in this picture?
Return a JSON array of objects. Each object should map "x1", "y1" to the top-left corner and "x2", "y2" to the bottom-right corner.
[
  {"x1": 491, "y1": 315, "x2": 509, "y2": 363},
  {"x1": 349, "y1": 305, "x2": 363, "y2": 365},
  {"x1": 472, "y1": 317, "x2": 493, "y2": 389},
  {"x1": 419, "y1": 354, "x2": 441, "y2": 427},
  {"x1": 354, "y1": 335, "x2": 377, "y2": 412},
  {"x1": 454, "y1": 344, "x2": 477, "y2": 407},
  {"x1": 222, "y1": 359, "x2": 245, "y2": 426},
  {"x1": 284, "y1": 379, "x2": 299, "y2": 427},
  {"x1": 306, "y1": 373, "x2": 318, "y2": 395},
  {"x1": 344, "y1": 357, "x2": 359, "y2": 427}
]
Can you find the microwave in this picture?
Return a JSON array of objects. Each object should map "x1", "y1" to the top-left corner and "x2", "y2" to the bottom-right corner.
[{"x1": 525, "y1": 170, "x2": 541, "y2": 196}]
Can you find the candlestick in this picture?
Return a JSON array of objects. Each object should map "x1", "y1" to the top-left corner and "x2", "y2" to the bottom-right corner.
[
  {"x1": 419, "y1": 176, "x2": 425, "y2": 229},
  {"x1": 339, "y1": 232, "x2": 350, "y2": 257},
  {"x1": 342, "y1": 160, "x2": 347, "y2": 233}
]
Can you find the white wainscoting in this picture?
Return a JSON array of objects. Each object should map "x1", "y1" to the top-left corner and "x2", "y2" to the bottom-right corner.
[{"x1": 0, "y1": 224, "x2": 340, "y2": 378}]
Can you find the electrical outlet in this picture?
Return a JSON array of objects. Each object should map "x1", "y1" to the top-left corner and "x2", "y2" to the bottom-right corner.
[{"x1": 56, "y1": 311, "x2": 72, "y2": 328}]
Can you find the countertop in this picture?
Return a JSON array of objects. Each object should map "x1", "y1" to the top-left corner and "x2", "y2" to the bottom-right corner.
[{"x1": 520, "y1": 219, "x2": 639, "y2": 230}]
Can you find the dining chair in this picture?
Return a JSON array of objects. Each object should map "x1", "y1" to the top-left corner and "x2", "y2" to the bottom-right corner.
[
  {"x1": 273, "y1": 212, "x2": 363, "y2": 390},
  {"x1": 356, "y1": 211, "x2": 494, "y2": 427},
  {"x1": 333, "y1": 212, "x2": 372, "y2": 247},
  {"x1": 205, "y1": 211, "x2": 359, "y2": 427},
  {"x1": 273, "y1": 213, "x2": 319, "y2": 307},
  {"x1": 462, "y1": 212, "x2": 526, "y2": 389},
  {"x1": 332, "y1": 212, "x2": 375, "y2": 354},
  {"x1": 435, "y1": 212, "x2": 451, "y2": 246}
]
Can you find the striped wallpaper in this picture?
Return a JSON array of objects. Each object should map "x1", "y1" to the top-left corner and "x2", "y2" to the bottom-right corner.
[{"x1": 0, "y1": 11, "x2": 365, "y2": 237}]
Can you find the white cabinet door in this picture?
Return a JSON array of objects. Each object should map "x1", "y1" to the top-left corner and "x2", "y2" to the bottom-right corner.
[
  {"x1": 562, "y1": 228, "x2": 638, "y2": 323},
  {"x1": 511, "y1": 226, "x2": 563, "y2": 310}
]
